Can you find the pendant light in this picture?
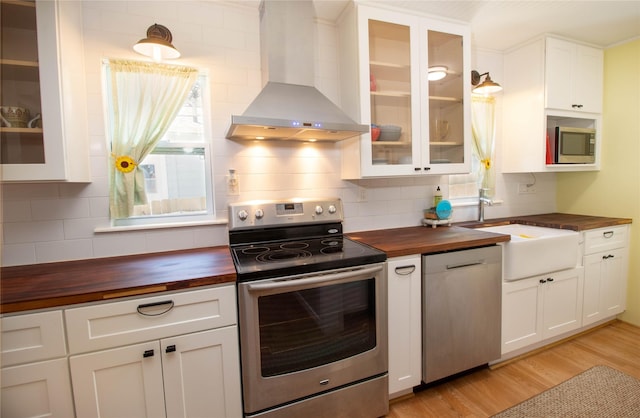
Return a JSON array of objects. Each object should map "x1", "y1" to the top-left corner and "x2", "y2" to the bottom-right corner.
[
  {"x1": 471, "y1": 70, "x2": 502, "y2": 94},
  {"x1": 133, "y1": 24, "x2": 180, "y2": 62}
]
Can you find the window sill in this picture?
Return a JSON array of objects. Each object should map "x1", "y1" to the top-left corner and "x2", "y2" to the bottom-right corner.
[{"x1": 95, "y1": 217, "x2": 228, "y2": 233}]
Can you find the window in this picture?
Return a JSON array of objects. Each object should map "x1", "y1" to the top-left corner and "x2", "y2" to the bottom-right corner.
[{"x1": 103, "y1": 60, "x2": 213, "y2": 227}]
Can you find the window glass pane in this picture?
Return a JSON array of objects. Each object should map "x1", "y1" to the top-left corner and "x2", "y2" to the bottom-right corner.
[
  {"x1": 133, "y1": 147, "x2": 207, "y2": 216},
  {"x1": 162, "y1": 80, "x2": 205, "y2": 144}
]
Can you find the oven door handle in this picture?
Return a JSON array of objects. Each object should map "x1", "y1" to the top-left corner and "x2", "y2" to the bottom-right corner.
[{"x1": 245, "y1": 265, "x2": 383, "y2": 293}]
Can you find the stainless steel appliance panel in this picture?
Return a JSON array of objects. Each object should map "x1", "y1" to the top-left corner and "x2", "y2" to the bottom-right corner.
[
  {"x1": 246, "y1": 374, "x2": 389, "y2": 418},
  {"x1": 422, "y1": 245, "x2": 502, "y2": 383},
  {"x1": 238, "y1": 264, "x2": 388, "y2": 414}
]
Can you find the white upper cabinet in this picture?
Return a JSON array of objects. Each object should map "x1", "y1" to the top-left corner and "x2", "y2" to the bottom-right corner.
[
  {"x1": 502, "y1": 35, "x2": 603, "y2": 173},
  {"x1": 1, "y1": 0, "x2": 90, "y2": 182},
  {"x1": 545, "y1": 37, "x2": 603, "y2": 114},
  {"x1": 338, "y1": 4, "x2": 471, "y2": 178}
]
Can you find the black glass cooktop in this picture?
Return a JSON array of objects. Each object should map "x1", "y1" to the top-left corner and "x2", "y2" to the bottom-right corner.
[{"x1": 230, "y1": 236, "x2": 386, "y2": 282}]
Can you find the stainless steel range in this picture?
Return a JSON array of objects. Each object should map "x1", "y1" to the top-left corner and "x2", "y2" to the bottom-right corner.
[{"x1": 229, "y1": 198, "x2": 389, "y2": 418}]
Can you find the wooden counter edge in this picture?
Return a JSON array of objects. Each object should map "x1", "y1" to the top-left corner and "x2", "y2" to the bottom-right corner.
[{"x1": 0, "y1": 273, "x2": 236, "y2": 315}]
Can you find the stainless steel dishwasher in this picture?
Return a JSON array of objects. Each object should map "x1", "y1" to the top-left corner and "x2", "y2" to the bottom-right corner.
[{"x1": 422, "y1": 245, "x2": 502, "y2": 384}]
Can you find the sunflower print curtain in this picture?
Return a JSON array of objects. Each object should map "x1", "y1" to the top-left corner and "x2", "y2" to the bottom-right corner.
[{"x1": 106, "y1": 59, "x2": 198, "y2": 219}]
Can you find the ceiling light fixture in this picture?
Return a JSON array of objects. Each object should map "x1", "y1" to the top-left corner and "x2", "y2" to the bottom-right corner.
[
  {"x1": 133, "y1": 23, "x2": 180, "y2": 62},
  {"x1": 428, "y1": 66, "x2": 448, "y2": 81},
  {"x1": 471, "y1": 70, "x2": 502, "y2": 94}
]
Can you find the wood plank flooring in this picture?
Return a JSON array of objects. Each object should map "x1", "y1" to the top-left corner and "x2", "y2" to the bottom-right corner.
[{"x1": 388, "y1": 320, "x2": 640, "y2": 417}]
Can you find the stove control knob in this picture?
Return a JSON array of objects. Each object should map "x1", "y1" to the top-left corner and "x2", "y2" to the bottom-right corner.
[
  {"x1": 254, "y1": 209, "x2": 264, "y2": 219},
  {"x1": 237, "y1": 210, "x2": 249, "y2": 221},
  {"x1": 328, "y1": 205, "x2": 337, "y2": 214},
  {"x1": 315, "y1": 205, "x2": 324, "y2": 215}
]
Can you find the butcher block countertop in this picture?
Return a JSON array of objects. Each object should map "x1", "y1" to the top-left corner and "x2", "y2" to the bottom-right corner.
[
  {"x1": 349, "y1": 213, "x2": 631, "y2": 259},
  {"x1": 347, "y1": 226, "x2": 510, "y2": 258},
  {"x1": 0, "y1": 246, "x2": 236, "y2": 314},
  {"x1": 0, "y1": 213, "x2": 631, "y2": 314}
]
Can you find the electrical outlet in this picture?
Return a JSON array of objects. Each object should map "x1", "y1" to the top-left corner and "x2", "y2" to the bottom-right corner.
[
  {"x1": 359, "y1": 187, "x2": 367, "y2": 202},
  {"x1": 517, "y1": 183, "x2": 537, "y2": 194}
]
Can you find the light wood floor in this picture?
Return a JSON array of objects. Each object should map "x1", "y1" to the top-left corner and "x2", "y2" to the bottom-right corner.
[{"x1": 388, "y1": 320, "x2": 640, "y2": 417}]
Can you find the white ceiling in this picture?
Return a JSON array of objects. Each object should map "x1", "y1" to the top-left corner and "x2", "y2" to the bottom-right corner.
[{"x1": 313, "y1": 0, "x2": 640, "y2": 50}]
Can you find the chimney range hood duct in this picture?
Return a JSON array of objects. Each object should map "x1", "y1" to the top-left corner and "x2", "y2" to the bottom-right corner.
[{"x1": 226, "y1": 0, "x2": 368, "y2": 142}]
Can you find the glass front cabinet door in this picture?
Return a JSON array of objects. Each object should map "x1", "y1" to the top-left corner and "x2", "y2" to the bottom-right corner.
[
  {"x1": 0, "y1": 0, "x2": 89, "y2": 182},
  {"x1": 340, "y1": 5, "x2": 471, "y2": 178}
]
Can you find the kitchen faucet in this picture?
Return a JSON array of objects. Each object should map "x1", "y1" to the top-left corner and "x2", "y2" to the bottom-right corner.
[{"x1": 478, "y1": 188, "x2": 493, "y2": 222}]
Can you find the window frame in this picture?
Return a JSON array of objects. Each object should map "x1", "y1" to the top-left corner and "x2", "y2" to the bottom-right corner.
[{"x1": 102, "y1": 63, "x2": 215, "y2": 228}]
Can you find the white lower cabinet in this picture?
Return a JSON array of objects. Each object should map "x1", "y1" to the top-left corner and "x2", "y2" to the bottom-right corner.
[
  {"x1": 66, "y1": 285, "x2": 242, "y2": 418},
  {"x1": 583, "y1": 249, "x2": 626, "y2": 325},
  {"x1": 386, "y1": 255, "x2": 422, "y2": 396},
  {"x1": 1, "y1": 310, "x2": 74, "y2": 418},
  {"x1": 1, "y1": 358, "x2": 75, "y2": 418},
  {"x1": 502, "y1": 267, "x2": 583, "y2": 354},
  {"x1": 70, "y1": 326, "x2": 241, "y2": 418},
  {"x1": 582, "y1": 226, "x2": 629, "y2": 326}
]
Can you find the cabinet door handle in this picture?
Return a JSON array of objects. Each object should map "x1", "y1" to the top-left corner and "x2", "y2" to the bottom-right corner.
[
  {"x1": 547, "y1": 277, "x2": 554, "y2": 282},
  {"x1": 603, "y1": 254, "x2": 615, "y2": 260},
  {"x1": 143, "y1": 349, "x2": 155, "y2": 358},
  {"x1": 165, "y1": 345, "x2": 177, "y2": 353},
  {"x1": 571, "y1": 104, "x2": 583, "y2": 109},
  {"x1": 539, "y1": 279, "x2": 547, "y2": 284},
  {"x1": 394, "y1": 265, "x2": 416, "y2": 276},
  {"x1": 137, "y1": 300, "x2": 175, "y2": 316},
  {"x1": 603, "y1": 231, "x2": 614, "y2": 239},
  {"x1": 423, "y1": 167, "x2": 431, "y2": 171},
  {"x1": 414, "y1": 167, "x2": 422, "y2": 171}
]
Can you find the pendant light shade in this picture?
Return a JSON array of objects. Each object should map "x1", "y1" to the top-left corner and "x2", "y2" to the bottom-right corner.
[
  {"x1": 471, "y1": 70, "x2": 502, "y2": 94},
  {"x1": 133, "y1": 24, "x2": 180, "y2": 62}
]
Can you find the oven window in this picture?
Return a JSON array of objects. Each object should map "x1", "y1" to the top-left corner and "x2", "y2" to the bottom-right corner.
[{"x1": 258, "y1": 279, "x2": 376, "y2": 377}]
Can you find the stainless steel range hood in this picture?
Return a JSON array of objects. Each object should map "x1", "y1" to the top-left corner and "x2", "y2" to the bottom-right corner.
[{"x1": 226, "y1": 0, "x2": 368, "y2": 142}]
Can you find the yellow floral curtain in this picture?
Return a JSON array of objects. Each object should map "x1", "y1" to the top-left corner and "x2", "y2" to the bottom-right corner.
[
  {"x1": 471, "y1": 94, "x2": 496, "y2": 196},
  {"x1": 106, "y1": 59, "x2": 198, "y2": 219}
]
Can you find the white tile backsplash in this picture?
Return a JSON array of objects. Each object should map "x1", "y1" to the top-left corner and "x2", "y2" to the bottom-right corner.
[
  {"x1": 4, "y1": 221, "x2": 65, "y2": 245},
  {"x1": 35, "y1": 239, "x2": 94, "y2": 264},
  {"x1": 31, "y1": 198, "x2": 91, "y2": 221},
  {"x1": 1, "y1": 1, "x2": 556, "y2": 267}
]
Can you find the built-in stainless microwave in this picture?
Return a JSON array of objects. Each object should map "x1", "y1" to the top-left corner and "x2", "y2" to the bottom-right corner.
[{"x1": 555, "y1": 126, "x2": 596, "y2": 164}]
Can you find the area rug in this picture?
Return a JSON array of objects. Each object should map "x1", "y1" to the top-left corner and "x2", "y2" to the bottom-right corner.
[{"x1": 492, "y1": 365, "x2": 640, "y2": 417}]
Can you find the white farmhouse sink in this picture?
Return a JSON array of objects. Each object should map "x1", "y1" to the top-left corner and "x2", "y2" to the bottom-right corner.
[{"x1": 476, "y1": 224, "x2": 579, "y2": 281}]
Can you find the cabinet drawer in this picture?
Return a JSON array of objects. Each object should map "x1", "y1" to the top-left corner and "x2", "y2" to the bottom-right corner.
[
  {"x1": 1, "y1": 311, "x2": 67, "y2": 367},
  {"x1": 583, "y1": 226, "x2": 628, "y2": 255},
  {"x1": 65, "y1": 285, "x2": 236, "y2": 354}
]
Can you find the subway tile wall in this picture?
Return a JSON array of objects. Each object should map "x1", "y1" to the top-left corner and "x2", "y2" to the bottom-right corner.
[{"x1": 0, "y1": 1, "x2": 556, "y2": 267}]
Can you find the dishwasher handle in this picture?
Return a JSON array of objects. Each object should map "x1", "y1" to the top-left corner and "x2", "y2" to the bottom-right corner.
[{"x1": 446, "y1": 260, "x2": 485, "y2": 270}]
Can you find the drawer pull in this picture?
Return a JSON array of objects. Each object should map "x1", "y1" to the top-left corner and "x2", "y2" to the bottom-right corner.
[
  {"x1": 137, "y1": 300, "x2": 175, "y2": 316},
  {"x1": 395, "y1": 265, "x2": 416, "y2": 276},
  {"x1": 547, "y1": 277, "x2": 554, "y2": 282},
  {"x1": 165, "y1": 345, "x2": 177, "y2": 353},
  {"x1": 603, "y1": 254, "x2": 615, "y2": 260},
  {"x1": 143, "y1": 349, "x2": 155, "y2": 358},
  {"x1": 603, "y1": 231, "x2": 614, "y2": 239}
]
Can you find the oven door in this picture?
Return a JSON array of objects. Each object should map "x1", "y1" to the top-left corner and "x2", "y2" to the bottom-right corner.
[{"x1": 238, "y1": 263, "x2": 388, "y2": 415}]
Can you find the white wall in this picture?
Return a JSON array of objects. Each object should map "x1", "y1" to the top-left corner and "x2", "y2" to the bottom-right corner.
[{"x1": 1, "y1": 1, "x2": 556, "y2": 267}]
